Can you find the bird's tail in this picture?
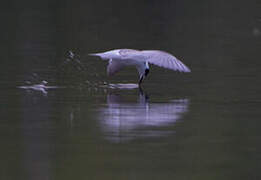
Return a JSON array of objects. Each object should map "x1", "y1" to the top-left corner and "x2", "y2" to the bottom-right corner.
[
  {"x1": 88, "y1": 53, "x2": 101, "y2": 56},
  {"x1": 89, "y1": 52, "x2": 109, "y2": 60}
]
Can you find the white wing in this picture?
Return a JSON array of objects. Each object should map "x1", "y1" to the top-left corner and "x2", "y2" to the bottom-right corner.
[
  {"x1": 89, "y1": 49, "x2": 136, "y2": 76},
  {"x1": 89, "y1": 49, "x2": 191, "y2": 73},
  {"x1": 107, "y1": 59, "x2": 125, "y2": 76},
  {"x1": 139, "y1": 50, "x2": 191, "y2": 72}
]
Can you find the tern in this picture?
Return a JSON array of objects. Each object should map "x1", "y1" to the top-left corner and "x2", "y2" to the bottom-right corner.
[{"x1": 89, "y1": 49, "x2": 191, "y2": 84}]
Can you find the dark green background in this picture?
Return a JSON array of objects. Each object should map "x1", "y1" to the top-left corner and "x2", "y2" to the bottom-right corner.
[{"x1": 0, "y1": 0, "x2": 261, "y2": 179}]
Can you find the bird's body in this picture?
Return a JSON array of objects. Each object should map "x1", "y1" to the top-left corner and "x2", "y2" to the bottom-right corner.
[{"x1": 89, "y1": 49, "x2": 191, "y2": 84}]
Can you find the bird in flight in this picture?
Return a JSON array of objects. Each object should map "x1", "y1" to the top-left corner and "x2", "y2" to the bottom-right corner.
[{"x1": 89, "y1": 49, "x2": 191, "y2": 84}]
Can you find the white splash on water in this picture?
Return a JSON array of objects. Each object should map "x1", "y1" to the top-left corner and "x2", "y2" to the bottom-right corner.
[{"x1": 18, "y1": 81, "x2": 63, "y2": 95}]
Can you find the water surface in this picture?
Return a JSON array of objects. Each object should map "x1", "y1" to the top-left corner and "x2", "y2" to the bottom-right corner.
[{"x1": 1, "y1": 0, "x2": 261, "y2": 180}]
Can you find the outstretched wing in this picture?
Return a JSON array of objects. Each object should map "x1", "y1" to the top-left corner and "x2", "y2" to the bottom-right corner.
[
  {"x1": 107, "y1": 59, "x2": 125, "y2": 76},
  {"x1": 89, "y1": 49, "x2": 191, "y2": 73},
  {"x1": 139, "y1": 50, "x2": 191, "y2": 72}
]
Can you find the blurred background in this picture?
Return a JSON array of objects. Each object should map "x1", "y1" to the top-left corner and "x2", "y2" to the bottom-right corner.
[{"x1": 0, "y1": 0, "x2": 261, "y2": 179}]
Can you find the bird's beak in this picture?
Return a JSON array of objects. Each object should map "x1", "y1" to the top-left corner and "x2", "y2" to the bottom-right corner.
[{"x1": 138, "y1": 75, "x2": 144, "y2": 85}]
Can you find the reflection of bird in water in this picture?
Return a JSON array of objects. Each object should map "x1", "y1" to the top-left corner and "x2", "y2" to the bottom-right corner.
[
  {"x1": 98, "y1": 89, "x2": 190, "y2": 143},
  {"x1": 89, "y1": 49, "x2": 191, "y2": 84}
]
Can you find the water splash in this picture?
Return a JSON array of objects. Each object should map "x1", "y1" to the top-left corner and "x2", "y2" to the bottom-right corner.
[{"x1": 18, "y1": 80, "x2": 63, "y2": 96}]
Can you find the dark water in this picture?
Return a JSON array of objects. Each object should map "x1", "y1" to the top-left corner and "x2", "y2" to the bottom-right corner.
[{"x1": 1, "y1": 0, "x2": 261, "y2": 179}]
